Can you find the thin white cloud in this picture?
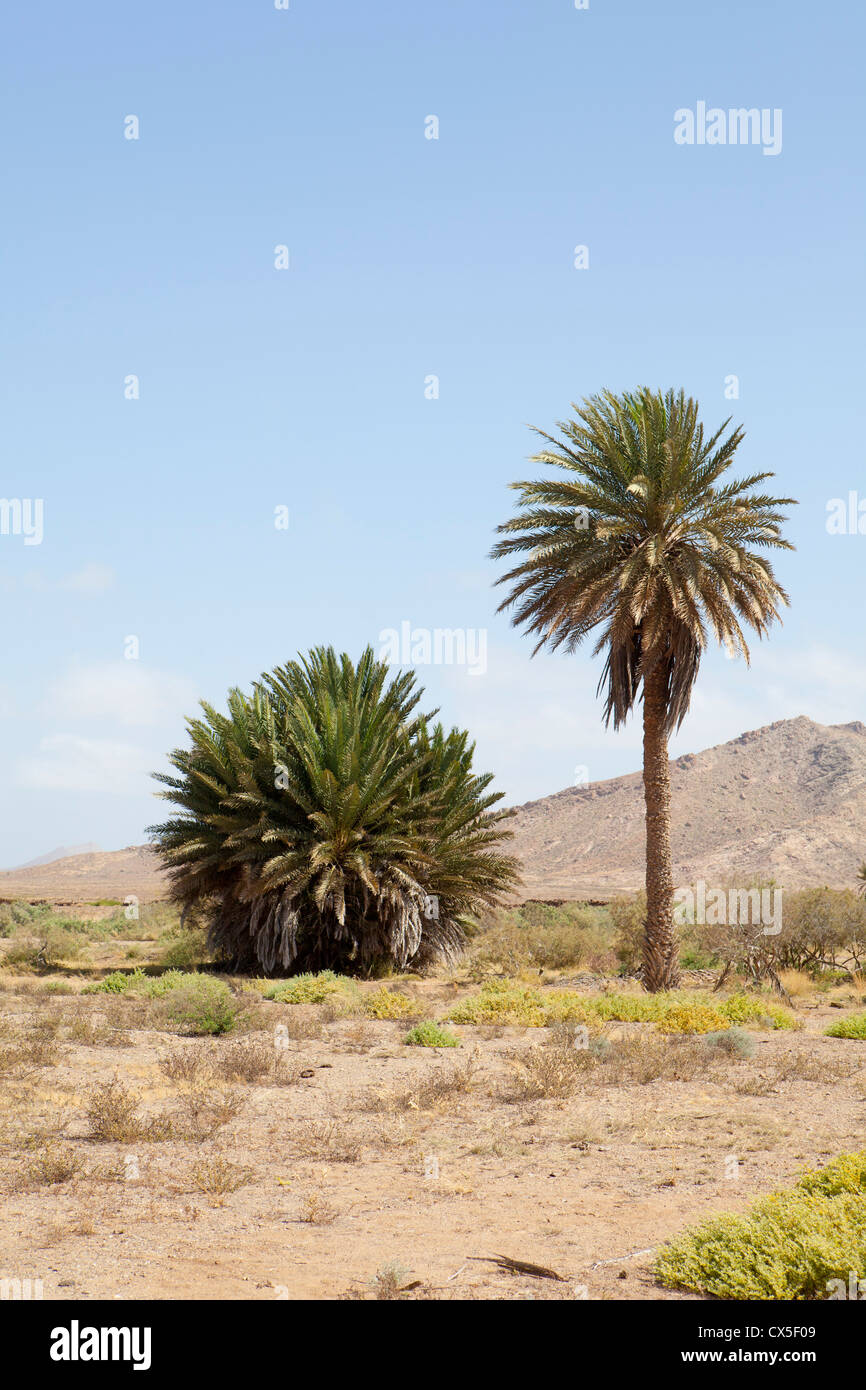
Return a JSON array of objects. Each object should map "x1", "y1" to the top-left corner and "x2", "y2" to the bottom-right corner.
[
  {"x1": 17, "y1": 734, "x2": 156, "y2": 794},
  {"x1": 42, "y1": 661, "x2": 199, "y2": 728},
  {"x1": 58, "y1": 564, "x2": 115, "y2": 594},
  {"x1": 0, "y1": 565, "x2": 115, "y2": 594}
]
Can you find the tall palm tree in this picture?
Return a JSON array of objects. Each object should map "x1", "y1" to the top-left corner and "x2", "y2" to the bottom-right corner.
[
  {"x1": 492, "y1": 387, "x2": 795, "y2": 991},
  {"x1": 150, "y1": 647, "x2": 518, "y2": 975}
]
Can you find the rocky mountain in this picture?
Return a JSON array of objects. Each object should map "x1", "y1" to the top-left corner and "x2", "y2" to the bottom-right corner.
[{"x1": 509, "y1": 716, "x2": 866, "y2": 898}]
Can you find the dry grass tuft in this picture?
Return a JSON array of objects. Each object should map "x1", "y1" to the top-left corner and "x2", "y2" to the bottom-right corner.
[
  {"x1": 85, "y1": 1079, "x2": 147, "y2": 1142},
  {"x1": 23, "y1": 1142, "x2": 85, "y2": 1186},
  {"x1": 159, "y1": 1047, "x2": 214, "y2": 1087},
  {"x1": 362, "y1": 1052, "x2": 481, "y2": 1114},
  {"x1": 294, "y1": 1118, "x2": 364, "y2": 1163},
  {"x1": 85, "y1": 1079, "x2": 173, "y2": 1143},
  {"x1": 297, "y1": 1191, "x2": 339, "y2": 1224},
  {"x1": 212, "y1": 1037, "x2": 302, "y2": 1086},
  {"x1": 189, "y1": 1155, "x2": 254, "y2": 1197},
  {"x1": 500, "y1": 1043, "x2": 585, "y2": 1102},
  {"x1": 173, "y1": 1086, "x2": 246, "y2": 1143}
]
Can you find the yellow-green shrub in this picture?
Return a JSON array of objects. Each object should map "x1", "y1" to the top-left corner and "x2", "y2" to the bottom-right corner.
[
  {"x1": 797, "y1": 1150, "x2": 866, "y2": 1196},
  {"x1": 448, "y1": 983, "x2": 550, "y2": 1026},
  {"x1": 655, "y1": 1156, "x2": 866, "y2": 1300},
  {"x1": 363, "y1": 988, "x2": 419, "y2": 1020},
  {"x1": 447, "y1": 984, "x2": 796, "y2": 1034},
  {"x1": 264, "y1": 971, "x2": 360, "y2": 1006},
  {"x1": 825, "y1": 1012, "x2": 866, "y2": 1040},
  {"x1": 654, "y1": 1003, "x2": 732, "y2": 1034},
  {"x1": 718, "y1": 994, "x2": 798, "y2": 1030}
]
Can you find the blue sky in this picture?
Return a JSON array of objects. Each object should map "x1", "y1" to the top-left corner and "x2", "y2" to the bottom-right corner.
[{"x1": 2, "y1": 0, "x2": 864, "y2": 867}]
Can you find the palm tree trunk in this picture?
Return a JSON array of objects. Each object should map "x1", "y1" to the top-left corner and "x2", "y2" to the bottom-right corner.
[{"x1": 641, "y1": 660, "x2": 680, "y2": 992}]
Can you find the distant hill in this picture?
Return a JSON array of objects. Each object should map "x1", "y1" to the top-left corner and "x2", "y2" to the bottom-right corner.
[
  {"x1": 0, "y1": 845, "x2": 167, "y2": 904},
  {"x1": 509, "y1": 716, "x2": 866, "y2": 898},
  {"x1": 7, "y1": 843, "x2": 101, "y2": 871},
  {"x1": 2, "y1": 717, "x2": 864, "y2": 905}
]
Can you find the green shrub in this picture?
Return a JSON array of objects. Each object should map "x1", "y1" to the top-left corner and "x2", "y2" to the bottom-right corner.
[
  {"x1": 447, "y1": 984, "x2": 796, "y2": 1034},
  {"x1": 704, "y1": 1027, "x2": 755, "y2": 1057},
  {"x1": 404, "y1": 1021, "x2": 460, "y2": 1048},
  {"x1": 774, "y1": 887, "x2": 866, "y2": 975},
  {"x1": 656, "y1": 1153, "x2": 866, "y2": 1299},
  {"x1": 609, "y1": 892, "x2": 647, "y2": 972},
  {"x1": 264, "y1": 970, "x2": 361, "y2": 1006},
  {"x1": 2, "y1": 925, "x2": 84, "y2": 970},
  {"x1": 679, "y1": 942, "x2": 720, "y2": 970},
  {"x1": 85, "y1": 967, "x2": 188, "y2": 997},
  {"x1": 86, "y1": 968, "x2": 148, "y2": 995},
  {"x1": 363, "y1": 987, "x2": 419, "y2": 1020},
  {"x1": 162, "y1": 977, "x2": 238, "y2": 1035},
  {"x1": 85, "y1": 967, "x2": 238, "y2": 1035},
  {"x1": 160, "y1": 928, "x2": 211, "y2": 971},
  {"x1": 825, "y1": 1012, "x2": 866, "y2": 1040},
  {"x1": 0, "y1": 901, "x2": 55, "y2": 937},
  {"x1": 717, "y1": 994, "x2": 797, "y2": 1030}
]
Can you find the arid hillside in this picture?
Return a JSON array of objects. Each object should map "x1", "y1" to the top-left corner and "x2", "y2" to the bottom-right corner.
[
  {"x1": 2, "y1": 716, "x2": 864, "y2": 905},
  {"x1": 511, "y1": 716, "x2": 866, "y2": 898},
  {"x1": 0, "y1": 845, "x2": 167, "y2": 905}
]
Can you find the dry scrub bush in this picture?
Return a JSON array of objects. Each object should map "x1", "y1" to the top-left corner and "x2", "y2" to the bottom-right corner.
[
  {"x1": 189, "y1": 1155, "x2": 253, "y2": 1196},
  {"x1": 558, "y1": 1034, "x2": 725, "y2": 1088},
  {"x1": 362, "y1": 1053, "x2": 480, "y2": 1114},
  {"x1": 173, "y1": 1086, "x2": 246, "y2": 1143},
  {"x1": 160, "y1": 1038, "x2": 302, "y2": 1087},
  {"x1": 466, "y1": 902, "x2": 613, "y2": 978},
  {"x1": 159, "y1": 1048, "x2": 214, "y2": 1087},
  {"x1": 335, "y1": 1021, "x2": 379, "y2": 1052},
  {"x1": 734, "y1": 1050, "x2": 860, "y2": 1095},
  {"x1": 298, "y1": 1191, "x2": 339, "y2": 1224},
  {"x1": 85, "y1": 1079, "x2": 173, "y2": 1143},
  {"x1": 501, "y1": 1044, "x2": 585, "y2": 1101},
  {"x1": 23, "y1": 1143, "x2": 85, "y2": 1186},
  {"x1": 0, "y1": 1035, "x2": 63, "y2": 1074},
  {"x1": 293, "y1": 1118, "x2": 364, "y2": 1163},
  {"x1": 212, "y1": 1037, "x2": 302, "y2": 1086}
]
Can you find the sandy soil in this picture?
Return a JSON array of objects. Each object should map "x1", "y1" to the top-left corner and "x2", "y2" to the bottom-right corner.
[{"x1": 1, "y1": 972, "x2": 864, "y2": 1302}]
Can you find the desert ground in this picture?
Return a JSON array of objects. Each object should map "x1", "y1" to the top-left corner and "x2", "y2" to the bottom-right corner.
[{"x1": 1, "y1": 902, "x2": 865, "y2": 1302}]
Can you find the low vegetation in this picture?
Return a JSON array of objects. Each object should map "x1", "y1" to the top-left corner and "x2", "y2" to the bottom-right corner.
[
  {"x1": 3, "y1": 888, "x2": 865, "y2": 1303},
  {"x1": 447, "y1": 982, "x2": 797, "y2": 1033},
  {"x1": 263, "y1": 971, "x2": 360, "y2": 1006},
  {"x1": 825, "y1": 1012, "x2": 866, "y2": 1040},
  {"x1": 83, "y1": 970, "x2": 239, "y2": 1035},
  {"x1": 404, "y1": 1020, "x2": 460, "y2": 1048},
  {"x1": 655, "y1": 1151, "x2": 866, "y2": 1299}
]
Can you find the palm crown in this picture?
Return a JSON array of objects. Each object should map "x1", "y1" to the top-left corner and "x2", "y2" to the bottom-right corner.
[{"x1": 492, "y1": 387, "x2": 795, "y2": 731}]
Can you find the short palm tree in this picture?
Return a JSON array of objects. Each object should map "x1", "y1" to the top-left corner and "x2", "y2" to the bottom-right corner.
[
  {"x1": 492, "y1": 387, "x2": 795, "y2": 991},
  {"x1": 149, "y1": 647, "x2": 518, "y2": 975}
]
